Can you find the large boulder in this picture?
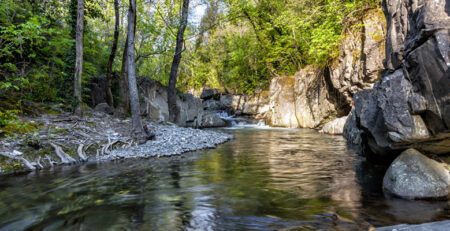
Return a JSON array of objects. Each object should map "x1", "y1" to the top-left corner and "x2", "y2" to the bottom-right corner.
[
  {"x1": 200, "y1": 89, "x2": 221, "y2": 100},
  {"x1": 94, "y1": 103, "x2": 114, "y2": 115},
  {"x1": 319, "y1": 116, "x2": 348, "y2": 135},
  {"x1": 219, "y1": 92, "x2": 270, "y2": 118},
  {"x1": 139, "y1": 79, "x2": 203, "y2": 127},
  {"x1": 202, "y1": 99, "x2": 225, "y2": 111},
  {"x1": 382, "y1": 149, "x2": 450, "y2": 200},
  {"x1": 201, "y1": 112, "x2": 227, "y2": 128},
  {"x1": 344, "y1": 0, "x2": 450, "y2": 159}
]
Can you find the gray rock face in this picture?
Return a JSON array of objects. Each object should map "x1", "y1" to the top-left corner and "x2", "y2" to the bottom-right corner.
[
  {"x1": 201, "y1": 112, "x2": 227, "y2": 128},
  {"x1": 344, "y1": 0, "x2": 450, "y2": 158},
  {"x1": 139, "y1": 79, "x2": 203, "y2": 127},
  {"x1": 202, "y1": 99, "x2": 225, "y2": 111},
  {"x1": 269, "y1": 67, "x2": 338, "y2": 128},
  {"x1": 382, "y1": 149, "x2": 450, "y2": 199},
  {"x1": 219, "y1": 93, "x2": 270, "y2": 118},
  {"x1": 329, "y1": 9, "x2": 386, "y2": 107},
  {"x1": 200, "y1": 89, "x2": 221, "y2": 100},
  {"x1": 251, "y1": 9, "x2": 385, "y2": 129},
  {"x1": 94, "y1": 103, "x2": 114, "y2": 115}
]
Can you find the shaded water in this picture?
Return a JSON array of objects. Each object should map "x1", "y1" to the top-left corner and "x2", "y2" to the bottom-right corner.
[{"x1": 0, "y1": 128, "x2": 449, "y2": 230}]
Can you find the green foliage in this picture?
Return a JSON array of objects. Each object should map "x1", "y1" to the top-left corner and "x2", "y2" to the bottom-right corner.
[{"x1": 187, "y1": 0, "x2": 380, "y2": 93}]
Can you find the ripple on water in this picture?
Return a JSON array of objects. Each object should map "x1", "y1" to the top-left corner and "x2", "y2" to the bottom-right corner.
[{"x1": 0, "y1": 128, "x2": 449, "y2": 230}]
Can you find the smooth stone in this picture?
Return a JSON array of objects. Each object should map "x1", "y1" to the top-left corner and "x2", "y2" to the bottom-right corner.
[{"x1": 382, "y1": 149, "x2": 450, "y2": 200}]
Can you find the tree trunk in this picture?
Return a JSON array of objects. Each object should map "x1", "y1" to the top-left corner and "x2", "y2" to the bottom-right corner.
[
  {"x1": 168, "y1": 0, "x2": 190, "y2": 123},
  {"x1": 115, "y1": 34, "x2": 129, "y2": 119},
  {"x1": 126, "y1": 0, "x2": 144, "y2": 136},
  {"x1": 74, "y1": 0, "x2": 84, "y2": 114},
  {"x1": 105, "y1": 0, "x2": 120, "y2": 107}
]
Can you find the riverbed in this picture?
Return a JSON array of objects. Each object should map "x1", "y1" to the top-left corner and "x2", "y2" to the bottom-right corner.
[{"x1": 0, "y1": 127, "x2": 448, "y2": 230}]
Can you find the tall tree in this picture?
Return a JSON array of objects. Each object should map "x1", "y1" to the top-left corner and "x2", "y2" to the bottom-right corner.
[
  {"x1": 126, "y1": 0, "x2": 144, "y2": 137},
  {"x1": 115, "y1": 34, "x2": 130, "y2": 119},
  {"x1": 105, "y1": 0, "x2": 120, "y2": 107},
  {"x1": 74, "y1": 0, "x2": 84, "y2": 114},
  {"x1": 167, "y1": 0, "x2": 190, "y2": 123}
]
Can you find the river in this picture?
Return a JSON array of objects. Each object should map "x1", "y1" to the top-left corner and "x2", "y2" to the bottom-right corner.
[{"x1": 0, "y1": 127, "x2": 448, "y2": 230}]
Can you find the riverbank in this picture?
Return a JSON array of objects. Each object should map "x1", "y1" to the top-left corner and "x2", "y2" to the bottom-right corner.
[{"x1": 0, "y1": 109, "x2": 233, "y2": 175}]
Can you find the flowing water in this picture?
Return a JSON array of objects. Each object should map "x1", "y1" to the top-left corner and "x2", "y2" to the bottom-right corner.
[{"x1": 0, "y1": 127, "x2": 449, "y2": 230}]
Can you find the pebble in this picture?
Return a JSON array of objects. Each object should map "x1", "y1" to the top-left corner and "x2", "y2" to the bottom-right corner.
[{"x1": 98, "y1": 124, "x2": 233, "y2": 161}]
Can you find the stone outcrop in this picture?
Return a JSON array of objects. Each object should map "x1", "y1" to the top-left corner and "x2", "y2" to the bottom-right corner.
[
  {"x1": 319, "y1": 116, "x2": 348, "y2": 135},
  {"x1": 329, "y1": 9, "x2": 386, "y2": 108},
  {"x1": 200, "y1": 89, "x2": 221, "y2": 100},
  {"x1": 268, "y1": 67, "x2": 340, "y2": 128},
  {"x1": 344, "y1": 0, "x2": 450, "y2": 158},
  {"x1": 382, "y1": 149, "x2": 450, "y2": 199},
  {"x1": 203, "y1": 9, "x2": 385, "y2": 129},
  {"x1": 139, "y1": 79, "x2": 204, "y2": 128}
]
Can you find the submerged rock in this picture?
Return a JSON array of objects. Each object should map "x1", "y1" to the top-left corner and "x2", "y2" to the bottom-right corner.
[
  {"x1": 376, "y1": 220, "x2": 450, "y2": 231},
  {"x1": 382, "y1": 149, "x2": 450, "y2": 200},
  {"x1": 319, "y1": 116, "x2": 348, "y2": 135}
]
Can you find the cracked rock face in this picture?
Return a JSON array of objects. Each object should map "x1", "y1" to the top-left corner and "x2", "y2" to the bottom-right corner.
[
  {"x1": 344, "y1": 0, "x2": 450, "y2": 159},
  {"x1": 382, "y1": 149, "x2": 450, "y2": 199}
]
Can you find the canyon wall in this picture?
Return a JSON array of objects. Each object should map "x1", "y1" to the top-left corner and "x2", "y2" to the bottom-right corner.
[{"x1": 343, "y1": 0, "x2": 450, "y2": 161}]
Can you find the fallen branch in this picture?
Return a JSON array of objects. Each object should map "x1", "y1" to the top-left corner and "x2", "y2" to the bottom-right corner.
[{"x1": 0, "y1": 152, "x2": 36, "y2": 170}]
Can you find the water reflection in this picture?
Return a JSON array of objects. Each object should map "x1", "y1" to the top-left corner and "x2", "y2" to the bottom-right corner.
[{"x1": 0, "y1": 128, "x2": 448, "y2": 230}]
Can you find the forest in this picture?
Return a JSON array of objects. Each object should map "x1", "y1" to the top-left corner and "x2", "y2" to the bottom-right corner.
[
  {"x1": 1, "y1": 0, "x2": 450, "y2": 230},
  {"x1": 0, "y1": 0, "x2": 378, "y2": 128}
]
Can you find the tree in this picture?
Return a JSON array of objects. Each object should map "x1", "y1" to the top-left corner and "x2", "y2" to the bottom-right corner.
[
  {"x1": 126, "y1": 0, "x2": 145, "y2": 138},
  {"x1": 105, "y1": 0, "x2": 120, "y2": 107},
  {"x1": 167, "y1": 0, "x2": 190, "y2": 123},
  {"x1": 74, "y1": 0, "x2": 85, "y2": 114}
]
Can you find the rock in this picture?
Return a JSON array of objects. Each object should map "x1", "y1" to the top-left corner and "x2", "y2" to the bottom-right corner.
[
  {"x1": 382, "y1": 149, "x2": 450, "y2": 200},
  {"x1": 202, "y1": 99, "x2": 224, "y2": 111},
  {"x1": 319, "y1": 116, "x2": 348, "y2": 135},
  {"x1": 220, "y1": 93, "x2": 269, "y2": 117},
  {"x1": 269, "y1": 67, "x2": 339, "y2": 128},
  {"x1": 268, "y1": 9, "x2": 385, "y2": 129},
  {"x1": 343, "y1": 109, "x2": 363, "y2": 147},
  {"x1": 139, "y1": 79, "x2": 203, "y2": 127},
  {"x1": 344, "y1": 0, "x2": 450, "y2": 159},
  {"x1": 200, "y1": 89, "x2": 221, "y2": 100},
  {"x1": 94, "y1": 103, "x2": 114, "y2": 115},
  {"x1": 201, "y1": 112, "x2": 227, "y2": 128},
  {"x1": 329, "y1": 9, "x2": 386, "y2": 107},
  {"x1": 376, "y1": 220, "x2": 450, "y2": 231}
]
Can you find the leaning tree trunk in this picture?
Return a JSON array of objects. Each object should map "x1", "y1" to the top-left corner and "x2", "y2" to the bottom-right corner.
[
  {"x1": 105, "y1": 0, "x2": 120, "y2": 107},
  {"x1": 168, "y1": 0, "x2": 190, "y2": 123},
  {"x1": 126, "y1": 0, "x2": 144, "y2": 137},
  {"x1": 74, "y1": 0, "x2": 84, "y2": 114}
]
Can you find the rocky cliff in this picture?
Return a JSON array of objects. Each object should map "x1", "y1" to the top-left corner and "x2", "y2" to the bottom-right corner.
[
  {"x1": 343, "y1": 0, "x2": 450, "y2": 161},
  {"x1": 204, "y1": 9, "x2": 386, "y2": 129}
]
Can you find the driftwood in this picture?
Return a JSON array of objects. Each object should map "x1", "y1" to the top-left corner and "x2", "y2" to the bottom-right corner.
[
  {"x1": 50, "y1": 143, "x2": 77, "y2": 164},
  {"x1": 45, "y1": 155, "x2": 57, "y2": 166},
  {"x1": 0, "y1": 152, "x2": 36, "y2": 170},
  {"x1": 77, "y1": 144, "x2": 88, "y2": 161}
]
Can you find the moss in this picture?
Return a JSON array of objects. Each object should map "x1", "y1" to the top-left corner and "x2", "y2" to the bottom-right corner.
[
  {"x1": 1, "y1": 122, "x2": 38, "y2": 136},
  {"x1": 50, "y1": 128, "x2": 69, "y2": 134}
]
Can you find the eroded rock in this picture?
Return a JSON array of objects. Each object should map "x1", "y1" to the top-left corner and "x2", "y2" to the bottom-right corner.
[{"x1": 382, "y1": 149, "x2": 450, "y2": 200}]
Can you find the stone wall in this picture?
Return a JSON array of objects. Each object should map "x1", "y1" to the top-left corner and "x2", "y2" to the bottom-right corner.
[{"x1": 343, "y1": 0, "x2": 450, "y2": 160}]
